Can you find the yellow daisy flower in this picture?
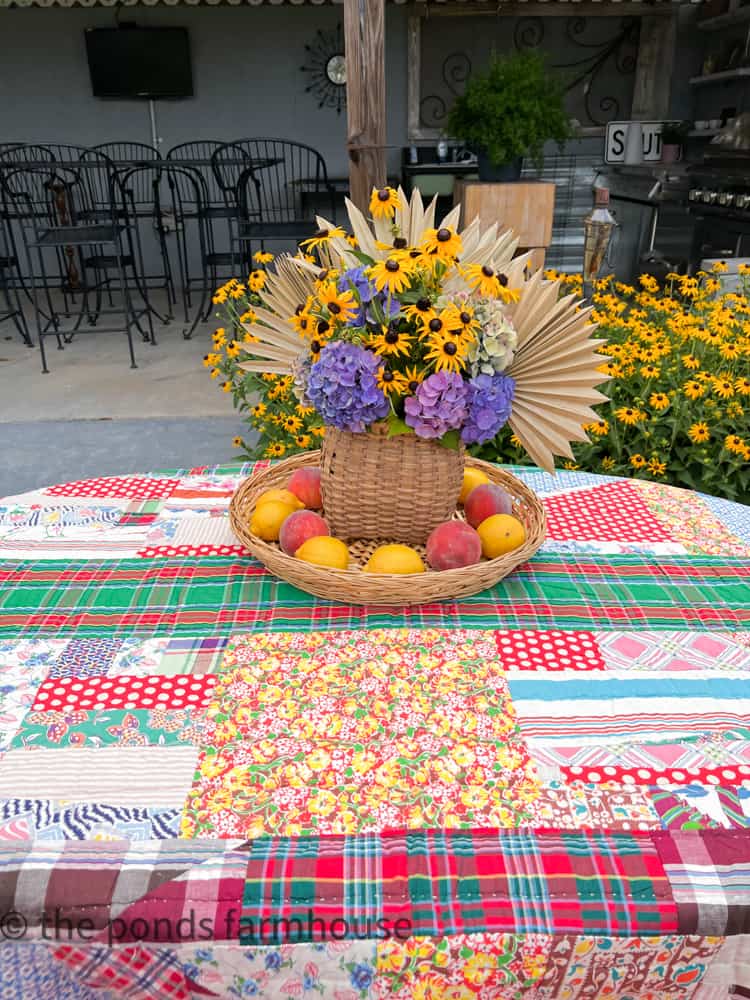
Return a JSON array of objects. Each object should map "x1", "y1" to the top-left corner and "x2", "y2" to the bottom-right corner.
[
  {"x1": 253, "y1": 250, "x2": 274, "y2": 264},
  {"x1": 295, "y1": 434, "x2": 312, "y2": 448},
  {"x1": 368, "y1": 186, "x2": 401, "y2": 219},
  {"x1": 376, "y1": 366, "x2": 409, "y2": 395},
  {"x1": 402, "y1": 365, "x2": 424, "y2": 394},
  {"x1": 736, "y1": 376, "x2": 750, "y2": 396},
  {"x1": 648, "y1": 457, "x2": 666, "y2": 476},
  {"x1": 615, "y1": 406, "x2": 645, "y2": 426},
  {"x1": 649, "y1": 392, "x2": 670, "y2": 411},
  {"x1": 247, "y1": 270, "x2": 267, "y2": 293},
  {"x1": 265, "y1": 442, "x2": 286, "y2": 458},
  {"x1": 315, "y1": 283, "x2": 358, "y2": 323},
  {"x1": 725, "y1": 434, "x2": 747, "y2": 455},
  {"x1": 630, "y1": 454, "x2": 647, "y2": 469},
  {"x1": 683, "y1": 379, "x2": 706, "y2": 400},
  {"x1": 369, "y1": 257, "x2": 414, "y2": 295},
  {"x1": 423, "y1": 332, "x2": 469, "y2": 373},
  {"x1": 251, "y1": 402, "x2": 267, "y2": 418},
  {"x1": 712, "y1": 375, "x2": 735, "y2": 399},
  {"x1": 682, "y1": 354, "x2": 700, "y2": 370},
  {"x1": 688, "y1": 422, "x2": 710, "y2": 443},
  {"x1": 419, "y1": 226, "x2": 463, "y2": 260},
  {"x1": 368, "y1": 324, "x2": 414, "y2": 358},
  {"x1": 403, "y1": 297, "x2": 437, "y2": 327},
  {"x1": 232, "y1": 436, "x2": 244, "y2": 448},
  {"x1": 300, "y1": 226, "x2": 346, "y2": 250}
]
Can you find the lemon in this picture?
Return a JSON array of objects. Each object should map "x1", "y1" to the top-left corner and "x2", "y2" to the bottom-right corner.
[
  {"x1": 249, "y1": 500, "x2": 296, "y2": 541},
  {"x1": 364, "y1": 544, "x2": 425, "y2": 574},
  {"x1": 295, "y1": 536, "x2": 350, "y2": 570},
  {"x1": 459, "y1": 467, "x2": 490, "y2": 504},
  {"x1": 256, "y1": 488, "x2": 303, "y2": 511},
  {"x1": 477, "y1": 514, "x2": 526, "y2": 558}
]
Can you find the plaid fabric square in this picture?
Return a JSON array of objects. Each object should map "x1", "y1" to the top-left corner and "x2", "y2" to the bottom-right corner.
[
  {"x1": 0, "y1": 941, "x2": 101, "y2": 1000},
  {"x1": 240, "y1": 829, "x2": 678, "y2": 944},
  {"x1": 46, "y1": 477, "x2": 180, "y2": 501},
  {"x1": 50, "y1": 638, "x2": 122, "y2": 678},
  {"x1": 655, "y1": 830, "x2": 750, "y2": 935},
  {"x1": 544, "y1": 481, "x2": 675, "y2": 543},
  {"x1": 597, "y1": 630, "x2": 750, "y2": 673},
  {"x1": 117, "y1": 501, "x2": 164, "y2": 527},
  {"x1": 52, "y1": 945, "x2": 194, "y2": 1000}
]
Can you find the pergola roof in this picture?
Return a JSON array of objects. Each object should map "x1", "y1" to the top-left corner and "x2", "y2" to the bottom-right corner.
[{"x1": 0, "y1": 0, "x2": 692, "y2": 9}]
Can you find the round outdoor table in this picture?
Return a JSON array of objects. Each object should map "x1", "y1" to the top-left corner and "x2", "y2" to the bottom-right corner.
[{"x1": 0, "y1": 462, "x2": 749, "y2": 1000}]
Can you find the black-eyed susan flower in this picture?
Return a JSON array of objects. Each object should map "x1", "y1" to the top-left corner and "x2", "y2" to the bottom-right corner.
[
  {"x1": 683, "y1": 379, "x2": 705, "y2": 400},
  {"x1": 240, "y1": 309, "x2": 257, "y2": 325},
  {"x1": 423, "y1": 331, "x2": 469, "y2": 373},
  {"x1": 247, "y1": 270, "x2": 267, "y2": 293},
  {"x1": 640, "y1": 363, "x2": 660, "y2": 378},
  {"x1": 295, "y1": 434, "x2": 312, "y2": 448},
  {"x1": 229, "y1": 283, "x2": 246, "y2": 300},
  {"x1": 295, "y1": 403, "x2": 315, "y2": 418},
  {"x1": 310, "y1": 425, "x2": 326, "y2": 438},
  {"x1": 736, "y1": 376, "x2": 750, "y2": 396},
  {"x1": 300, "y1": 226, "x2": 346, "y2": 250},
  {"x1": 601, "y1": 456, "x2": 616, "y2": 471},
  {"x1": 212, "y1": 328, "x2": 227, "y2": 347},
  {"x1": 682, "y1": 354, "x2": 700, "y2": 370},
  {"x1": 648, "y1": 457, "x2": 666, "y2": 476},
  {"x1": 251, "y1": 402, "x2": 267, "y2": 418},
  {"x1": 420, "y1": 226, "x2": 463, "y2": 260},
  {"x1": 225, "y1": 340, "x2": 240, "y2": 358},
  {"x1": 649, "y1": 392, "x2": 669, "y2": 411},
  {"x1": 369, "y1": 186, "x2": 401, "y2": 219},
  {"x1": 630, "y1": 454, "x2": 647, "y2": 469},
  {"x1": 586, "y1": 419, "x2": 609, "y2": 436},
  {"x1": 281, "y1": 414, "x2": 303, "y2": 433},
  {"x1": 615, "y1": 406, "x2": 645, "y2": 426},
  {"x1": 376, "y1": 366, "x2": 409, "y2": 395},
  {"x1": 712, "y1": 375, "x2": 735, "y2": 399},
  {"x1": 369, "y1": 257, "x2": 413, "y2": 295},
  {"x1": 725, "y1": 433, "x2": 747, "y2": 455},
  {"x1": 253, "y1": 250, "x2": 274, "y2": 264},
  {"x1": 688, "y1": 422, "x2": 710, "y2": 443},
  {"x1": 368, "y1": 324, "x2": 414, "y2": 358},
  {"x1": 402, "y1": 365, "x2": 424, "y2": 394},
  {"x1": 403, "y1": 297, "x2": 437, "y2": 328},
  {"x1": 232, "y1": 436, "x2": 244, "y2": 448},
  {"x1": 221, "y1": 381, "x2": 233, "y2": 394},
  {"x1": 265, "y1": 442, "x2": 286, "y2": 458},
  {"x1": 316, "y1": 283, "x2": 358, "y2": 323},
  {"x1": 202, "y1": 352, "x2": 220, "y2": 368}
]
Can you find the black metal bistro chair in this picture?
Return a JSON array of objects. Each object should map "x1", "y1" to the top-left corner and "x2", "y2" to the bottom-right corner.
[
  {"x1": 118, "y1": 162, "x2": 214, "y2": 340},
  {"x1": 212, "y1": 138, "x2": 335, "y2": 265},
  {"x1": 93, "y1": 142, "x2": 176, "y2": 319},
  {"x1": 0, "y1": 153, "x2": 150, "y2": 372}
]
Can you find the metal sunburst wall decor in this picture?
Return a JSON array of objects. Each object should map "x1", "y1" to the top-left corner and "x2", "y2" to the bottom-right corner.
[{"x1": 301, "y1": 25, "x2": 346, "y2": 115}]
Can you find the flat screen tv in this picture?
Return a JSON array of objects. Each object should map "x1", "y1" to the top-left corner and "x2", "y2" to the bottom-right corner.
[{"x1": 85, "y1": 26, "x2": 193, "y2": 100}]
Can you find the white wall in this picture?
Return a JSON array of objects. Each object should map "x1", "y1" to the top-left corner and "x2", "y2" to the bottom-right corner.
[{"x1": 0, "y1": 4, "x2": 409, "y2": 177}]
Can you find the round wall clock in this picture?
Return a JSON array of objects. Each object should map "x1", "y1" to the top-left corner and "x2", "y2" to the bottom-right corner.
[{"x1": 301, "y1": 25, "x2": 346, "y2": 115}]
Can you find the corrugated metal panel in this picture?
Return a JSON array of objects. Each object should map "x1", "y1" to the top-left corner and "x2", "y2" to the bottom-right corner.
[{"x1": 521, "y1": 155, "x2": 600, "y2": 273}]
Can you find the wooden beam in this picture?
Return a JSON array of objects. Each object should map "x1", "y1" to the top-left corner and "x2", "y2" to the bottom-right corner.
[
  {"x1": 631, "y1": 13, "x2": 678, "y2": 119},
  {"x1": 415, "y1": 1, "x2": 674, "y2": 17},
  {"x1": 344, "y1": 0, "x2": 387, "y2": 213}
]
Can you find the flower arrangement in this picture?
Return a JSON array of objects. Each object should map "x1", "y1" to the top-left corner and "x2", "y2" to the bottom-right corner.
[
  {"x1": 208, "y1": 187, "x2": 605, "y2": 475},
  {"x1": 477, "y1": 266, "x2": 750, "y2": 503}
]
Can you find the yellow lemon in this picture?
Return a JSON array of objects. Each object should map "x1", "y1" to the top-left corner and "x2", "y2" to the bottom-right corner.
[
  {"x1": 459, "y1": 467, "x2": 490, "y2": 504},
  {"x1": 477, "y1": 514, "x2": 526, "y2": 558},
  {"x1": 249, "y1": 500, "x2": 296, "y2": 541},
  {"x1": 364, "y1": 544, "x2": 425, "y2": 574},
  {"x1": 256, "y1": 488, "x2": 303, "y2": 511},
  {"x1": 295, "y1": 536, "x2": 349, "y2": 570}
]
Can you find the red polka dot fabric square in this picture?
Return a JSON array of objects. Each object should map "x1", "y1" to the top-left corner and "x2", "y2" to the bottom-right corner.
[
  {"x1": 137, "y1": 543, "x2": 248, "y2": 559},
  {"x1": 543, "y1": 481, "x2": 674, "y2": 543},
  {"x1": 46, "y1": 476, "x2": 180, "y2": 501},
  {"x1": 494, "y1": 630, "x2": 606, "y2": 671},
  {"x1": 33, "y1": 674, "x2": 217, "y2": 711}
]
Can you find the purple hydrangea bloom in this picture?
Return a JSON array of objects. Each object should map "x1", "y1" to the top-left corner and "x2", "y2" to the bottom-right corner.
[
  {"x1": 404, "y1": 371, "x2": 468, "y2": 439},
  {"x1": 461, "y1": 373, "x2": 515, "y2": 445},
  {"x1": 339, "y1": 266, "x2": 400, "y2": 326},
  {"x1": 307, "y1": 341, "x2": 389, "y2": 433}
]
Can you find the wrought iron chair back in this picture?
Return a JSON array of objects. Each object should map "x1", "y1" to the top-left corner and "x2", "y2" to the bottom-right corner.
[{"x1": 165, "y1": 140, "x2": 228, "y2": 207}]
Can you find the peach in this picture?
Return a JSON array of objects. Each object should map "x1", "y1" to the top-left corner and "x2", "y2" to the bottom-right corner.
[
  {"x1": 464, "y1": 483, "x2": 513, "y2": 528},
  {"x1": 288, "y1": 467, "x2": 323, "y2": 509},
  {"x1": 279, "y1": 510, "x2": 329, "y2": 556},
  {"x1": 425, "y1": 520, "x2": 482, "y2": 571}
]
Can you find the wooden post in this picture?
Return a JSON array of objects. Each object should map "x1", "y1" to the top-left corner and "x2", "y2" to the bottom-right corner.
[
  {"x1": 344, "y1": 0, "x2": 387, "y2": 212},
  {"x1": 631, "y1": 14, "x2": 678, "y2": 120}
]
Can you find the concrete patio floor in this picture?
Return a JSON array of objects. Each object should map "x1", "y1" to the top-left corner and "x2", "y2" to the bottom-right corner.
[{"x1": 0, "y1": 302, "x2": 248, "y2": 497}]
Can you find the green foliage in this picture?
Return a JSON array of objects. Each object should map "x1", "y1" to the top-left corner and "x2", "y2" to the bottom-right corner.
[{"x1": 446, "y1": 51, "x2": 572, "y2": 169}]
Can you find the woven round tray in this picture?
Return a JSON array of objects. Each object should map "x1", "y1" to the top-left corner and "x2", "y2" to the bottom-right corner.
[{"x1": 229, "y1": 451, "x2": 546, "y2": 605}]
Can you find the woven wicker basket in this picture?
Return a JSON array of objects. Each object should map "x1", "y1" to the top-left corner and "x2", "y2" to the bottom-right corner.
[
  {"x1": 320, "y1": 426, "x2": 465, "y2": 544},
  {"x1": 229, "y1": 451, "x2": 546, "y2": 606}
]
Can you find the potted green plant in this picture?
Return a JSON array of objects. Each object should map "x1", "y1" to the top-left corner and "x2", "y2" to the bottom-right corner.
[
  {"x1": 446, "y1": 51, "x2": 572, "y2": 182},
  {"x1": 660, "y1": 121, "x2": 690, "y2": 164}
]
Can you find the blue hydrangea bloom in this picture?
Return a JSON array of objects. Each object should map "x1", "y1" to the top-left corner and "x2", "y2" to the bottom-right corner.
[
  {"x1": 404, "y1": 371, "x2": 468, "y2": 439},
  {"x1": 461, "y1": 373, "x2": 515, "y2": 444},
  {"x1": 307, "y1": 341, "x2": 389, "y2": 433}
]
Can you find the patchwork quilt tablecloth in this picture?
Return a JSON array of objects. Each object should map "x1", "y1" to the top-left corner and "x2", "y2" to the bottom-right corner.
[{"x1": 1, "y1": 462, "x2": 750, "y2": 1000}]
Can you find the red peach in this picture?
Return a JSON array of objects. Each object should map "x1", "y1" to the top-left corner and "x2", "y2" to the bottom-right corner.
[
  {"x1": 464, "y1": 484, "x2": 513, "y2": 528},
  {"x1": 425, "y1": 520, "x2": 482, "y2": 571},
  {"x1": 279, "y1": 510, "x2": 329, "y2": 555},
  {"x1": 288, "y1": 467, "x2": 323, "y2": 509}
]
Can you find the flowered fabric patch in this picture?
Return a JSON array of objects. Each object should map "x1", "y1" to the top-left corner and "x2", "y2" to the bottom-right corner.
[
  {"x1": 634, "y1": 480, "x2": 750, "y2": 558},
  {"x1": 182, "y1": 630, "x2": 540, "y2": 838},
  {"x1": 11, "y1": 707, "x2": 210, "y2": 749}
]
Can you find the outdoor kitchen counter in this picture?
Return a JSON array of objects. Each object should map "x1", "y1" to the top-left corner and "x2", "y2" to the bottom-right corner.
[{"x1": 0, "y1": 462, "x2": 749, "y2": 998}]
